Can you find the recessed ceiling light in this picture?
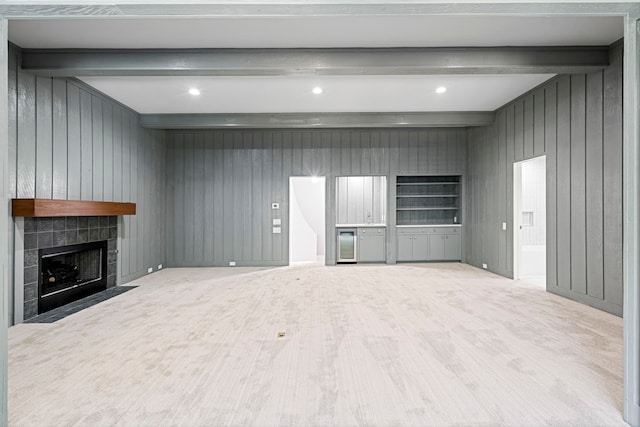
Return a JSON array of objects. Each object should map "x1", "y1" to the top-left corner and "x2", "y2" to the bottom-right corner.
[
  {"x1": 312, "y1": 87, "x2": 323, "y2": 95},
  {"x1": 435, "y1": 86, "x2": 447, "y2": 94},
  {"x1": 189, "y1": 88, "x2": 201, "y2": 96}
]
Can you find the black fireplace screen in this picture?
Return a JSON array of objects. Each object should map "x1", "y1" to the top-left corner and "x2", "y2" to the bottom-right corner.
[
  {"x1": 41, "y1": 248, "x2": 103, "y2": 297},
  {"x1": 38, "y1": 240, "x2": 108, "y2": 314}
]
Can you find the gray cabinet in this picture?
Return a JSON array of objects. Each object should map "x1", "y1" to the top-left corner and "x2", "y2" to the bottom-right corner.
[
  {"x1": 397, "y1": 233, "x2": 428, "y2": 261},
  {"x1": 397, "y1": 226, "x2": 461, "y2": 261},
  {"x1": 428, "y1": 233, "x2": 460, "y2": 260},
  {"x1": 358, "y1": 227, "x2": 386, "y2": 262}
]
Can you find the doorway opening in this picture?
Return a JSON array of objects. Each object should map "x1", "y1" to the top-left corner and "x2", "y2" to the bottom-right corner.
[
  {"x1": 514, "y1": 156, "x2": 546, "y2": 286},
  {"x1": 289, "y1": 176, "x2": 326, "y2": 264}
]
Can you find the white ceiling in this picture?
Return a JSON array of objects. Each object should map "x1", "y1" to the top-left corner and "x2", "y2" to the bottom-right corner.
[
  {"x1": 78, "y1": 75, "x2": 554, "y2": 114},
  {"x1": 9, "y1": 16, "x2": 623, "y2": 49},
  {"x1": 9, "y1": 15, "x2": 622, "y2": 116}
]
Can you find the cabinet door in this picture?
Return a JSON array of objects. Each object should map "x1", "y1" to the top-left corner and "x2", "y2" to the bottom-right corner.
[
  {"x1": 428, "y1": 235, "x2": 446, "y2": 260},
  {"x1": 413, "y1": 234, "x2": 429, "y2": 261},
  {"x1": 444, "y1": 233, "x2": 461, "y2": 260},
  {"x1": 359, "y1": 235, "x2": 386, "y2": 262},
  {"x1": 397, "y1": 235, "x2": 414, "y2": 261}
]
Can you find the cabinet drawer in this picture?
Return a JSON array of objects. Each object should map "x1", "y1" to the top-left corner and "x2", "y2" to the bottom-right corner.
[
  {"x1": 359, "y1": 227, "x2": 386, "y2": 235},
  {"x1": 397, "y1": 227, "x2": 430, "y2": 234},
  {"x1": 426, "y1": 227, "x2": 460, "y2": 234}
]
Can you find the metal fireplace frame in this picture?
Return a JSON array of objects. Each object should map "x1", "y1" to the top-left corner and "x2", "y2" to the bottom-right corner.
[{"x1": 37, "y1": 240, "x2": 108, "y2": 315}]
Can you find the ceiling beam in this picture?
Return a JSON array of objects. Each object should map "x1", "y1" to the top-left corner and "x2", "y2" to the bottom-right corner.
[
  {"x1": 21, "y1": 47, "x2": 610, "y2": 77},
  {"x1": 139, "y1": 112, "x2": 495, "y2": 129},
  {"x1": 1, "y1": 2, "x2": 638, "y2": 18}
]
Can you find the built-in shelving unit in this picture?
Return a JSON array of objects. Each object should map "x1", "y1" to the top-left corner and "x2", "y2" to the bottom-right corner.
[{"x1": 396, "y1": 176, "x2": 461, "y2": 225}]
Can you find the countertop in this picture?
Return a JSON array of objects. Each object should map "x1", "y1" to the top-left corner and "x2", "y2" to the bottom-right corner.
[
  {"x1": 396, "y1": 224, "x2": 462, "y2": 228},
  {"x1": 335, "y1": 224, "x2": 387, "y2": 228}
]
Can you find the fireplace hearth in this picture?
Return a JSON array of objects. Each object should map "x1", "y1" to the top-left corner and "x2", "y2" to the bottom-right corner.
[
  {"x1": 21, "y1": 216, "x2": 118, "y2": 320},
  {"x1": 39, "y1": 240, "x2": 108, "y2": 314}
]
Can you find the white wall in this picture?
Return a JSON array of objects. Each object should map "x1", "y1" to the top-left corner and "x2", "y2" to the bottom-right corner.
[
  {"x1": 521, "y1": 156, "x2": 546, "y2": 246},
  {"x1": 520, "y1": 156, "x2": 546, "y2": 278},
  {"x1": 289, "y1": 177, "x2": 325, "y2": 262}
]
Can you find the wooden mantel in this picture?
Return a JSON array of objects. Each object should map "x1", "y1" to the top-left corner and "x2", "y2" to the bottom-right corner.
[{"x1": 12, "y1": 199, "x2": 136, "y2": 217}]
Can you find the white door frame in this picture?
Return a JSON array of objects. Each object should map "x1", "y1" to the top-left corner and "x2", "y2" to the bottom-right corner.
[
  {"x1": 288, "y1": 176, "x2": 326, "y2": 264},
  {"x1": 513, "y1": 155, "x2": 546, "y2": 281}
]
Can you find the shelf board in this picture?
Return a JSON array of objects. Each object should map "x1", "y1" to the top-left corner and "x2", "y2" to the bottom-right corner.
[
  {"x1": 397, "y1": 182, "x2": 459, "y2": 186},
  {"x1": 397, "y1": 207, "x2": 458, "y2": 211},
  {"x1": 397, "y1": 195, "x2": 457, "y2": 198},
  {"x1": 12, "y1": 199, "x2": 136, "y2": 217}
]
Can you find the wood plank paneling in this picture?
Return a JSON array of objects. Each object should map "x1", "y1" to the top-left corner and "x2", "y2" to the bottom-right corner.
[
  {"x1": 9, "y1": 47, "x2": 165, "y2": 289},
  {"x1": 102, "y1": 102, "x2": 113, "y2": 201},
  {"x1": 556, "y1": 75, "x2": 572, "y2": 291},
  {"x1": 51, "y1": 80, "x2": 67, "y2": 200},
  {"x1": 79, "y1": 89, "x2": 93, "y2": 200},
  {"x1": 165, "y1": 128, "x2": 465, "y2": 267},
  {"x1": 514, "y1": 100, "x2": 524, "y2": 161},
  {"x1": 193, "y1": 133, "x2": 205, "y2": 265},
  {"x1": 8, "y1": 48, "x2": 18, "y2": 200},
  {"x1": 545, "y1": 82, "x2": 558, "y2": 288},
  {"x1": 35, "y1": 77, "x2": 52, "y2": 199},
  {"x1": 497, "y1": 110, "x2": 508, "y2": 273},
  {"x1": 523, "y1": 95, "x2": 534, "y2": 158},
  {"x1": 91, "y1": 96, "x2": 103, "y2": 201},
  {"x1": 16, "y1": 69, "x2": 36, "y2": 198},
  {"x1": 66, "y1": 83, "x2": 81, "y2": 200},
  {"x1": 533, "y1": 89, "x2": 545, "y2": 156},
  {"x1": 603, "y1": 55, "x2": 623, "y2": 307},
  {"x1": 585, "y1": 71, "x2": 604, "y2": 300},
  {"x1": 465, "y1": 53, "x2": 623, "y2": 316},
  {"x1": 570, "y1": 74, "x2": 587, "y2": 295}
]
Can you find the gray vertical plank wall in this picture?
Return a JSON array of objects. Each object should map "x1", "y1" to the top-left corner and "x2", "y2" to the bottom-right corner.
[
  {"x1": 465, "y1": 43, "x2": 623, "y2": 316},
  {"x1": 7, "y1": 46, "x2": 166, "y2": 292},
  {"x1": 165, "y1": 128, "x2": 466, "y2": 267}
]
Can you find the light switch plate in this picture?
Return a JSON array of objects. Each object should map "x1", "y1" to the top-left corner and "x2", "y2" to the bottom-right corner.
[
  {"x1": 502, "y1": 222, "x2": 507, "y2": 231},
  {"x1": 273, "y1": 218, "x2": 281, "y2": 225},
  {"x1": 273, "y1": 227, "x2": 281, "y2": 234},
  {"x1": 272, "y1": 202, "x2": 280, "y2": 209}
]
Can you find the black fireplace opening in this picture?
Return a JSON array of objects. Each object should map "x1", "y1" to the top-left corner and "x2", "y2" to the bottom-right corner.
[{"x1": 38, "y1": 240, "x2": 108, "y2": 314}]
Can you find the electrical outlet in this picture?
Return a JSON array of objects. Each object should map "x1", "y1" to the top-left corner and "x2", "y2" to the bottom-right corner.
[
  {"x1": 482, "y1": 263, "x2": 488, "y2": 269},
  {"x1": 502, "y1": 222, "x2": 507, "y2": 231},
  {"x1": 158, "y1": 264, "x2": 163, "y2": 270},
  {"x1": 147, "y1": 267, "x2": 153, "y2": 273},
  {"x1": 229, "y1": 261, "x2": 236, "y2": 266}
]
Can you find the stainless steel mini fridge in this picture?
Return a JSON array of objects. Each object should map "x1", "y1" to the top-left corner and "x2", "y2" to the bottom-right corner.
[{"x1": 337, "y1": 229, "x2": 357, "y2": 263}]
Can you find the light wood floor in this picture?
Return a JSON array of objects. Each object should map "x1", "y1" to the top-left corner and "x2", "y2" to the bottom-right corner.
[{"x1": 9, "y1": 263, "x2": 625, "y2": 426}]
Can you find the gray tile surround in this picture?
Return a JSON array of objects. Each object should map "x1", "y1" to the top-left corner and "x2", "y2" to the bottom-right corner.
[{"x1": 23, "y1": 216, "x2": 118, "y2": 320}]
